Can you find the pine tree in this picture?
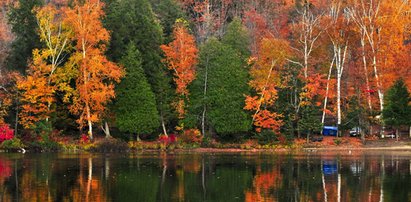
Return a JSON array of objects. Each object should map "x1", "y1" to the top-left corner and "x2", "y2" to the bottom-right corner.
[
  {"x1": 382, "y1": 78, "x2": 411, "y2": 140},
  {"x1": 115, "y1": 45, "x2": 160, "y2": 138}
]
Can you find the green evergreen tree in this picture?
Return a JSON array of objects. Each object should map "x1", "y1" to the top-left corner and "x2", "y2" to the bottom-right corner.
[
  {"x1": 382, "y1": 78, "x2": 411, "y2": 139},
  {"x1": 299, "y1": 105, "x2": 322, "y2": 142},
  {"x1": 149, "y1": 0, "x2": 186, "y2": 43},
  {"x1": 342, "y1": 96, "x2": 368, "y2": 140},
  {"x1": 105, "y1": 0, "x2": 175, "y2": 135},
  {"x1": 115, "y1": 45, "x2": 160, "y2": 138},
  {"x1": 186, "y1": 38, "x2": 250, "y2": 137},
  {"x1": 221, "y1": 18, "x2": 251, "y2": 58},
  {"x1": 7, "y1": 0, "x2": 43, "y2": 73}
]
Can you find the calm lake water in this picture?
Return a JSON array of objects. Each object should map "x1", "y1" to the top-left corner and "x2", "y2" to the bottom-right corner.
[{"x1": 0, "y1": 151, "x2": 410, "y2": 202}]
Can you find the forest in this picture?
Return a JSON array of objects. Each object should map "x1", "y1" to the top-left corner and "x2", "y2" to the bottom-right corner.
[{"x1": 0, "y1": 0, "x2": 410, "y2": 149}]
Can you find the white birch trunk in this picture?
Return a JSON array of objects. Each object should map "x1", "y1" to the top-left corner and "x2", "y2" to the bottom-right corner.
[{"x1": 322, "y1": 57, "x2": 335, "y2": 125}]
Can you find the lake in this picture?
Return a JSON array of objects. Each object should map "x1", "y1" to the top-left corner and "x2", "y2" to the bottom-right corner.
[{"x1": 0, "y1": 151, "x2": 410, "y2": 201}]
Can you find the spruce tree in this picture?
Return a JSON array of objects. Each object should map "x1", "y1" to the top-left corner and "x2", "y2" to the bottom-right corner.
[
  {"x1": 221, "y1": 18, "x2": 251, "y2": 58},
  {"x1": 115, "y1": 45, "x2": 160, "y2": 138},
  {"x1": 7, "y1": 0, "x2": 43, "y2": 72},
  {"x1": 186, "y1": 38, "x2": 251, "y2": 137},
  {"x1": 105, "y1": 0, "x2": 175, "y2": 135},
  {"x1": 382, "y1": 78, "x2": 411, "y2": 140},
  {"x1": 149, "y1": 0, "x2": 186, "y2": 43}
]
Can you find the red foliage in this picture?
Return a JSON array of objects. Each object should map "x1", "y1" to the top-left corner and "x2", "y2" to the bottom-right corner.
[
  {"x1": 158, "y1": 133, "x2": 179, "y2": 144},
  {"x1": 0, "y1": 158, "x2": 12, "y2": 180},
  {"x1": 0, "y1": 124, "x2": 14, "y2": 143},
  {"x1": 80, "y1": 134, "x2": 89, "y2": 144}
]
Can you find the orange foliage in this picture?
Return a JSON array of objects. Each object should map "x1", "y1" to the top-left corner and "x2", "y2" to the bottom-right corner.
[
  {"x1": 0, "y1": 72, "x2": 18, "y2": 124},
  {"x1": 17, "y1": 54, "x2": 54, "y2": 128},
  {"x1": 245, "y1": 168, "x2": 283, "y2": 202},
  {"x1": 63, "y1": 0, "x2": 123, "y2": 137},
  {"x1": 244, "y1": 38, "x2": 290, "y2": 132},
  {"x1": 17, "y1": 5, "x2": 72, "y2": 128},
  {"x1": 300, "y1": 74, "x2": 324, "y2": 106},
  {"x1": 161, "y1": 21, "x2": 198, "y2": 118}
]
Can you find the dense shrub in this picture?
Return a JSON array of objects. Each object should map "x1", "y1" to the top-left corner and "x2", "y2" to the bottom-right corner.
[
  {"x1": 179, "y1": 129, "x2": 202, "y2": 144},
  {"x1": 0, "y1": 124, "x2": 14, "y2": 143},
  {"x1": 89, "y1": 138, "x2": 129, "y2": 152},
  {"x1": 1, "y1": 138, "x2": 24, "y2": 149},
  {"x1": 254, "y1": 129, "x2": 279, "y2": 145},
  {"x1": 27, "y1": 133, "x2": 61, "y2": 151}
]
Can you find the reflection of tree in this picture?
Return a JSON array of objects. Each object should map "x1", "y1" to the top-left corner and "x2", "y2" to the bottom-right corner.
[
  {"x1": 1, "y1": 153, "x2": 411, "y2": 201},
  {"x1": 0, "y1": 157, "x2": 11, "y2": 182},
  {"x1": 70, "y1": 156, "x2": 108, "y2": 202},
  {"x1": 0, "y1": 157, "x2": 12, "y2": 200},
  {"x1": 245, "y1": 167, "x2": 281, "y2": 202}
]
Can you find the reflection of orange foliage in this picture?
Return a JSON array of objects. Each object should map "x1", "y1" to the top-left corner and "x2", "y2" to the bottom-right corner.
[
  {"x1": 71, "y1": 158, "x2": 108, "y2": 202},
  {"x1": 245, "y1": 168, "x2": 282, "y2": 202}
]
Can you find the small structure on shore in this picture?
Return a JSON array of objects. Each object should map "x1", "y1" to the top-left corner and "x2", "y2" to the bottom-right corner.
[{"x1": 323, "y1": 126, "x2": 338, "y2": 136}]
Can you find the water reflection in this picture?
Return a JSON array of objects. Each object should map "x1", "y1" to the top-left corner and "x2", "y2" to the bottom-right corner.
[{"x1": 0, "y1": 151, "x2": 410, "y2": 201}]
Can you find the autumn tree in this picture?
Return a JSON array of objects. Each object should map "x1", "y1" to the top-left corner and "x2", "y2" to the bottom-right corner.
[
  {"x1": 63, "y1": 0, "x2": 123, "y2": 139},
  {"x1": 325, "y1": 0, "x2": 354, "y2": 127},
  {"x1": 0, "y1": 1, "x2": 14, "y2": 70},
  {"x1": 289, "y1": 0, "x2": 325, "y2": 79},
  {"x1": 0, "y1": 1, "x2": 16, "y2": 125},
  {"x1": 115, "y1": 45, "x2": 160, "y2": 139},
  {"x1": 382, "y1": 78, "x2": 411, "y2": 141},
  {"x1": 17, "y1": 5, "x2": 72, "y2": 129},
  {"x1": 244, "y1": 38, "x2": 290, "y2": 133},
  {"x1": 0, "y1": 72, "x2": 18, "y2": 125},
  {"x1": 161, "y1": 20, "x2": 198, "y2": 119}
]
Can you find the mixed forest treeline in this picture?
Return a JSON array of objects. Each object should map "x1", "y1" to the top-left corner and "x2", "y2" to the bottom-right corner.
[{"x1": 0, "y1": 0, "x2": 410, "y2": 143}]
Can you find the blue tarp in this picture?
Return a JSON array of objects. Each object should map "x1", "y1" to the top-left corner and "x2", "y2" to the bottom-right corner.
[{"x1": 323, "y1": 126, "x2": 338, "y2": 136}]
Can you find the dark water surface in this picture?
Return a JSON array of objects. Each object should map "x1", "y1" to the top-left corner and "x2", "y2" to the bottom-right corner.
[{"x1": 0, "y1": 151, "x2": 410, "y2": 202}]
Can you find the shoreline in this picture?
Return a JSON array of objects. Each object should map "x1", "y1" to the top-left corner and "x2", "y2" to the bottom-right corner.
[{"x1": 3, "y1": 146, "x2": 411, "y2": 154}]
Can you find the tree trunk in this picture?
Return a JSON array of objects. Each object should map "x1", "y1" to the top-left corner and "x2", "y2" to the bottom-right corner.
[
  {"x1": 322, "y1": 56, "x2": 335, "y2": 125},
  {"x1": 306, "y1": 131, "x2": 310, "y2": 143},
  {"x1": 102, "y1": 121, "x2": 111, "y2": 138},
  {"x1": 360, "y1": 34, "x2": 373, "y2": 111},
  {"x1": 202, "y1": 57, "x2": 209, "y2": 137},
  {"x1": 14, "y1": 99, "x2": 19, "y2": 136},
  {"x1": 160, "y1": 114, "x2": 168, "y2": 136},
  {"x1": 396, "y1": 128, "x2": 399, "y2": 141},
  {"x1": 86, "y1": 104, "x2": 93, "y2": 140}
]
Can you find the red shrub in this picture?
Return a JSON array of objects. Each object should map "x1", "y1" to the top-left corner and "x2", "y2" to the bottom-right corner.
[
  {"x1": 0, "y1": 124, "x2": 14, "y2": 143},
  {"x1": 80, "y1": 134, "x2": 90, "y2": 144},
  {"x1": 158, "y1": 134, "x2": 178, "y2": 145}
]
